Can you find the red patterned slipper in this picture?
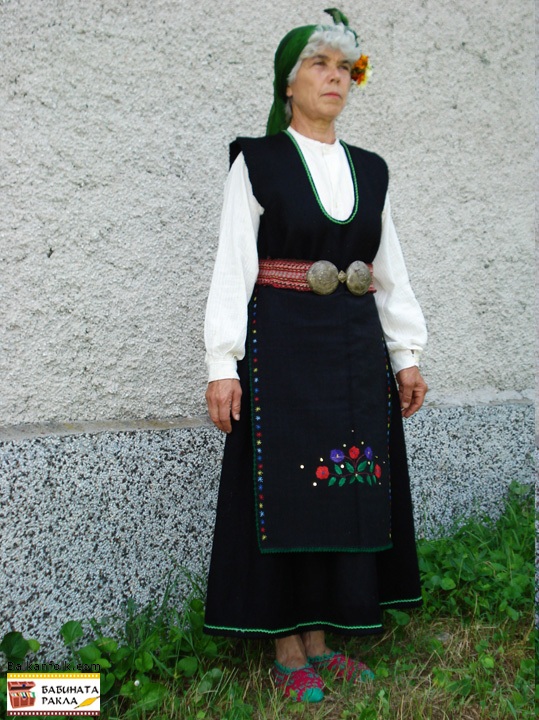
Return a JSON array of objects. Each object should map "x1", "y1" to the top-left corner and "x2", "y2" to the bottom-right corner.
[
  {"x1": 271, "y1": 661, "x2": 325, "y2": 702},
  {"x1": 307, "y1": 652, "x2": 375, "y2": 682}
]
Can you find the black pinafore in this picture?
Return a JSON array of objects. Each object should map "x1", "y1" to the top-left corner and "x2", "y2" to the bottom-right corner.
[{"x1": 204, "y1": 132, "x2": 422, "y2": 638}]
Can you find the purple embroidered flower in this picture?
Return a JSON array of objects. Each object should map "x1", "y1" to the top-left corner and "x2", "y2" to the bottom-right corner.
[
  {"x1": 330, "y1": 449, "x2": 345, "y2": 462},
  {"x1": 365, "y1": 447, "x2": 373, "y2": 460}
]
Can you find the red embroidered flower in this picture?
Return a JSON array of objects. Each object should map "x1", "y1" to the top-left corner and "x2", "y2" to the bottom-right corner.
[
  {"x1": 349, "y1": 446, "x2": 360, "y2": 459},
  {"x1": 316, "y1": 466, "x2": 329, "y2": 480},
  {"x1": 374, "y1": 464, "x2": 382, "y2": 478}
]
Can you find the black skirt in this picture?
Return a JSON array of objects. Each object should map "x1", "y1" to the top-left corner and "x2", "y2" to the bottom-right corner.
[{"x1": 203, "y1": 285, "x2": 422, "y2": 639}]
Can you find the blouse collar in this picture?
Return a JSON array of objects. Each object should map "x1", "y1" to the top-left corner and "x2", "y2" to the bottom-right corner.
[{"x1": 287, "y1": 126, "x2": 341, "y2": 154}]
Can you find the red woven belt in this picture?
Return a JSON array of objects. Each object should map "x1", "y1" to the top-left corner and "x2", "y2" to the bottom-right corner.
[{"x1": 257, "y1": 258, "x2": 375, "y2": 294}]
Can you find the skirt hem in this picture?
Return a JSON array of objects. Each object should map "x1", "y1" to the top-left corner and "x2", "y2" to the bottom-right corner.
[{"x1": 203, "y1": 597, "x2": 423, "y2": 639}]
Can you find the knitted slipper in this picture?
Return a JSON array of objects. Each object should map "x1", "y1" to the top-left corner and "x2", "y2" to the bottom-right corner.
[
  {"x1": 271, "y1": 661, "x2": 324, "y2": 702},
  {"x1": 307, "y1": 652, "x2": 375, "y2": 682}
]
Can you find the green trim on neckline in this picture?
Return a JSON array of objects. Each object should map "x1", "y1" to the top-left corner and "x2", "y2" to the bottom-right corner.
[
  {"x1": 284, "y1": 129, "x2": 359, "y2": 225},
  {"x1": 204, "y1": 619, "x2": 383, "y2": 635}
]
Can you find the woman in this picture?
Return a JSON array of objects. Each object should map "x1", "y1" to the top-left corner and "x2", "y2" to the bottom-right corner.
[{"x1": 203, "y1": 9, "x2": 428, "y2": 703}]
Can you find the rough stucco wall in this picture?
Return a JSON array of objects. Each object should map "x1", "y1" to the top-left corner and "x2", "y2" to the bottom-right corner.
[{"x1": 0, "y1": 0, "x2": 535, "y2": 425}]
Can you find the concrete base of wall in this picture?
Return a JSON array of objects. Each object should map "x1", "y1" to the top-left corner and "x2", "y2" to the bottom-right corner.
[{"x1": 0, "y1": 402, "x2": 534, "y2": 654}]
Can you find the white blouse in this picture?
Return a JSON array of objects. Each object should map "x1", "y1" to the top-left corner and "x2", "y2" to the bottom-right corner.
[{"x1": 204, "y1": 127, "x2": 427, "y2": 382}]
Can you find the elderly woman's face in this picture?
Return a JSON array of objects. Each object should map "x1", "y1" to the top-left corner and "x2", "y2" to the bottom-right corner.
[{"x1": 286, "y1": 46, "x2": 352, "y2": 125}]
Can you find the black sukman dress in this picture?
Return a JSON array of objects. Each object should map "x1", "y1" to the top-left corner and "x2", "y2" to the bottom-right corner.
[{"x1": 204, "y1": 131, "x2": 422, "y2": 639}]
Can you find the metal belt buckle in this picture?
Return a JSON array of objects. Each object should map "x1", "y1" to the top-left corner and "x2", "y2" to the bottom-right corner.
[
  {"x1": 306, "y1": 260, "x2": 371, "y2": 296},
  {"x1": 345, "y1": 261, "x2": 372, "y2": 295},
  {"x1": 306, "y1": 260, "x2": 339, "y2": 295}
]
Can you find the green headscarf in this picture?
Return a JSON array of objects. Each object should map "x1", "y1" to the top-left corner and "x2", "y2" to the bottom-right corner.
[
  {"x1": 265, "y1": 8, "x2": 356, "y2": 136},
  {"x1": 266, "y1": 25, "x2": 316, "y2": 136}
]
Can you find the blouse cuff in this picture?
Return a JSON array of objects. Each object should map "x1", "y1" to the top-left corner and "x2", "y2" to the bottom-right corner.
[
  {"x1": 206, "y1": 357, "x2": 240, "y2": 383},
  {"x1": 389, "y1": 349, "x2": 420, "y2": 375}
]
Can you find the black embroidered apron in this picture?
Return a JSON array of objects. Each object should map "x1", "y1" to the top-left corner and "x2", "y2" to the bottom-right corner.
[{"x1": 234, "y1": 131, "x2": 391, "y2": 553}]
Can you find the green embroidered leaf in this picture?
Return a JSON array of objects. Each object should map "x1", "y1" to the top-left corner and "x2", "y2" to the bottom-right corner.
[
  {"x1": 334, "y1": 464, "x2": 342, "y2": 475},
  {"x1": 328, "y1": 476, "x2": 336, "y2": 486},
  {"x1": 357, "y1": 461, "x2": 367, "y2": 472},
  {"x1": 339, "y1": 477, "x2": 346, "y2": 487},
  {"x1": 358, "y1": 477, "x2": 364, "y2": 483},
  {"x1": 370, "y1": 475, "x2": 376, "y2": 484},
  {"x1": 349, "y1": 477, "x2": 355, "y2": 484},
  {"x1": 345, "y1": 462, "x2": 354, "y2": 473},
  {"x1": 369, "y1": 462, "x2": 374, "y2": 472},
  {"x1": 366, "y1": 476, "x2": 372, "y2": 486}
]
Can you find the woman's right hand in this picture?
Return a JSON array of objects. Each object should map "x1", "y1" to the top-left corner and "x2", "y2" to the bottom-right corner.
[{"x1": 205, "y1": 379, "x2": 242, "y2": 433}]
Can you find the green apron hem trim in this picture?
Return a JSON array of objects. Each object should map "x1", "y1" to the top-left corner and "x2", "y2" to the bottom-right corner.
[
  {"x1": 380, "y1": 596, "x2": 423, "y2": 606},
  {"x1": 258, "y1": 541, "x2": 393, "y2": 554}
]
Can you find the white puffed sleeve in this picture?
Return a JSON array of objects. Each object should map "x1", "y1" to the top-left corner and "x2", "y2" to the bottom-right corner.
[
  {"x1": 204, "y1": 153, "x2": 263, "y2": 381},
  {"x1": 372, "y1": 193, "x2": 428, "y2": 374}
]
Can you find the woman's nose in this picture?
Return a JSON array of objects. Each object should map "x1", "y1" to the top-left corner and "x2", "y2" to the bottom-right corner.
[{"x1": 328, "y1": 65, "x2": 341, "y2": 82}]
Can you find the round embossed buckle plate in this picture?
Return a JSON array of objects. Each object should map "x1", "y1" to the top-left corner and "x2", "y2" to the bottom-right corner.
[
  {"x1": 345, "y1": 261, "x2": 372, "y2": 295},
  {"x1": 306, "y1": 260, "x2": 339, "y2": 295}
]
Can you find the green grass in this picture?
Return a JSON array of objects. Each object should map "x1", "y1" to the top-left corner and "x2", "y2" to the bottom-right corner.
[{"x1": 1, "y1": 482, "x2": 535, "y2": 719}]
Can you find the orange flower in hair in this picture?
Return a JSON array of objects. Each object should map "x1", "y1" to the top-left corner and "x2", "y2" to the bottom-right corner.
[{"x1": 351, "y1": 55, "x2": 372, "y2": 87}]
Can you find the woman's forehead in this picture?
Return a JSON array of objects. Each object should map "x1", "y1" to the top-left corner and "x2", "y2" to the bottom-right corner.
[{"x1": 305, "y1": 45, "x2": 349, "y2": 63}]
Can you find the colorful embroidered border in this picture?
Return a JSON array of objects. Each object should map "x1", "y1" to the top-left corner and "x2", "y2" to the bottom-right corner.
[
  {"x1": 257, "y1": 258, "x2": 313, "y2": 291},
  {"x1": 248, "y1": 289, "x2": 267, "y2": 547},
  {"x1": 384, "y1": 340, "x2": 393, "y2": 539}
]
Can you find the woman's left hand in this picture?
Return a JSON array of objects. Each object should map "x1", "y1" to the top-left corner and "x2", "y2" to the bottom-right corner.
[{"x1": 395, "y1": 367, "x2": 428, "y2": 418}]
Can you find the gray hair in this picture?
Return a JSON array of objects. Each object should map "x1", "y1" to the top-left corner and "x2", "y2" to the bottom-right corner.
[{"x1": 285, "y1": 24, "x2": 361, "y2": 123}]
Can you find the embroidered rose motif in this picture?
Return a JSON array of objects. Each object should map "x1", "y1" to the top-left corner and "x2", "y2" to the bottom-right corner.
[{"x1": 317, "y1": 443, "x2": 382, "y2": 488}]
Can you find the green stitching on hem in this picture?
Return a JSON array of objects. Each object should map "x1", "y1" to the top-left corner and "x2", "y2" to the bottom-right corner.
[
  {"x1": 204, "y1": 619, "x2": 383, "y2": 635},
  {"x1": 284, "y1": 130, "x2": 359, "y2": 225},
  {"x1": 259, "y1": 542, "x2": 393, "y2": 554},
  {"x1": 380, "y1": 596, "x2": 423, "y2": 606}
]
